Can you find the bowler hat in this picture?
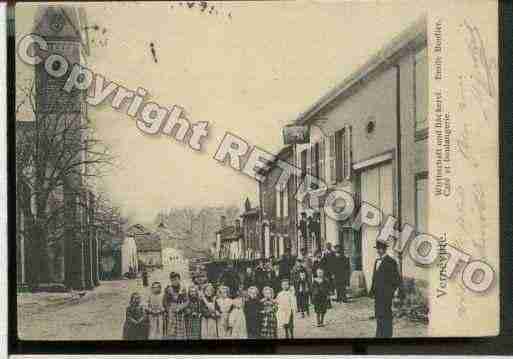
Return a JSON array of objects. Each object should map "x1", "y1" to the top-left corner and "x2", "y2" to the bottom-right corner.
[{"x1": 374, "y1": 241, "x2": 388, "y2": 249}]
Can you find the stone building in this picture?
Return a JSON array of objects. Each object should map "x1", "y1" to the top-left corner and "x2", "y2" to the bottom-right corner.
[
  {"x1": 288, "y1": 17, "x2": 428, "y2": 294},
  {"x1": 215, "y1": 216, "x2": 243, "y2": 260}
]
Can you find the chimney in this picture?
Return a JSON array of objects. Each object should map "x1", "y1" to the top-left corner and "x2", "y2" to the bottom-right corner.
[{"x1": 220, "y1": 215, "x2": 227, "y2": 229}]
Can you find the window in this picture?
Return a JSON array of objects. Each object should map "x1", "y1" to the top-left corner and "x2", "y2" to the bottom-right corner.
[
  {"x1": 329, "y1": 135, "x2": 336, "y2": 184},
  {"x1": 312, "y1": 142, "x2": 320, "y2": 180},
  {"x1": 415, "y1": 47, "x2": 428, "y2": 133},
  {"x1": 300, "y1": 149, "x2": 307, "y2": 179},
  {"x1": 335, "y1": 128, "x2": 346, "y2": 182},
  {"x1": 306, "y1": 147, "x2": 311, "y2": 189},
  {"x1": 346, "y1": 125, "x2": 352, "y2": 178},
  {"x1": 276, "y1": 188, "x2": 281, "y2": 218},
  {"x1": 415, "y1": 174, "x2": 428, "y2": 233},
  {"x1": 318, "y1": 139, "x2": 326, "y2": 181},
  {"x1": 283, "y1": 185, "x2": 288, "y2": 218},
  {"x1": 336, "y1": 129, "x2": 345, "y2": 181},
  {"x1": 330, "y1": 126, "x2": 352, "y2": 184}
]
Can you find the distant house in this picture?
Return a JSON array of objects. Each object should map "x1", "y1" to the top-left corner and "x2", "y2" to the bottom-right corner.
[
  {"x1": 216, "y1": 216, "x2": 243, "y2": 260},
  {"x1": 124, "y1": 223, "x2": 211, "y2": 271},
  {"x1": 155, "y1": 226, "x2": 209, "y2": 270},
  {"x1": 162, "y1": 247, "x2": 186, "y2": 267},
  {"x1": 241, "y1": 198, "x2": 261, "y2": 260},
  {"x1": 135, "y1": 233, "x2": 162, "y2": 268}
]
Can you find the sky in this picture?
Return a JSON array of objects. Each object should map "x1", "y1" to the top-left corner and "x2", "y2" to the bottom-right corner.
[{"x1": 17, "y1": 1, "x2": 430, "y2": 225}]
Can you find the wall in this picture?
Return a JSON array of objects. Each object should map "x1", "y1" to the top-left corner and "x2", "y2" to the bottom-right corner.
[
  {"x1": 398, "y1": 48, "x2": 430, "y2": 285},
  {"x1": 121, "y1": 237, "x2": 138, "y2": 275},
  {"x1": 324, "y1": 67, "x2": 398, "y2": 165}
]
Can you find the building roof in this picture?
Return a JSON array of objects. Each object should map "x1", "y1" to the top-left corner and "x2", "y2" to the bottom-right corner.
[
  {"x1": 294, "y1": 16, "x2": 426, "y2": 126},
  {"x1": 241, "y1": 207, "x2": 259, "y2": 217},
  {"x1": 154, "y1": 226, "x2": 189, "y2": 241},
  {"x1": 127, "y1": 223, "x2": 152, "y2": 236},
  {"x1": 135, "y1": 233, "x2": 162, "y2": 253},
  {"x1": 277, "y1": 145, "x2": 293, "y2": 160},
  {"x1": 216, "y1": 225, "x2": 241, "y2": 241},
  {"x1": 33, "y1": 6, "x2": 90, "y2": 55},
  {"x1": 258, "y1": 145, "x2": 294, "y2": 177}
]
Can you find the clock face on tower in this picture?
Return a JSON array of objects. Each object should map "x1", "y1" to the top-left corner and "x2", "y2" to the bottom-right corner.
[{"x1": 50, "y1": 12, "x2": 65, "y2": 33}]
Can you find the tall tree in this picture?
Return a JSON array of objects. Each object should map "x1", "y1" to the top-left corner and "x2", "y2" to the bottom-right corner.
[{"x1": 16, "y1": 81, "x2": 114, "y2": 286}]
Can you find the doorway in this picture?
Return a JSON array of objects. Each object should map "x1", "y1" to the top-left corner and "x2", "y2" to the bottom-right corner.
[{"x1": 359, "y1": 161, "x2": 394, "y2": 292}]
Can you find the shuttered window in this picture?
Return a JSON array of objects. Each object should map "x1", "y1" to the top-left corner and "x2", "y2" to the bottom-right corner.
[
  {"x1": 415, "y1": 47, "x2": 428, "y2": 133},
  {"x1": 335, "y1": 128, "x2": 345, "y2": 182},
  {"x1": 318, "y1": 139, "x2": 326, "y2": 181},
  {"x1": 312, "y1": 142, "x2": 320, "y2": 180},
  {"x1": 329, "y1": 135, "x2": 336, "y2": 184},
  {"x1": 283, "y1": 185, "x2": 288, "y2": 218},
  {"x1": 334, "y1": 126, "x2": 352, "y2": 182},
  {"x1": 415, "y1": 174, "x2": 428, "y2": 233},
  {"x1": 276, "y1": 188, "x2": 281, "y2": 219},
  {"x1": 301, "y1": 149, "x2": 307, "y2": 179},
  {"x1": 306, "y1": 147, "x2": 311, "y2": 190},
  {"x1": 345, "y1": 125, "x2": 352, "y2": 180}
]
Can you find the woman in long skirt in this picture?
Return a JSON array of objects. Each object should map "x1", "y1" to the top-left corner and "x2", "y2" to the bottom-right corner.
[
  {"x1": 200, "y1": 283, "x2": 220, "y2": 339},
  {"x1": 228, "y1": 296, "x2": 247, "y2": 339},
  {"x1": 215, "y1": 285, "x2": 233, "y2": 338},
  {"x1": 146, "y1": 282, "x2": 165, "y2": 339},
  {"x1": 259, "y1": 286, "x2": 278, "y2": 339},
  {"x1": 275, "y1": 278, "x2": 297, "y2": 339},
  {"x1": 123, "y1": 292, "x2": 148, "y2": 340},
  {"x1": 184, "y1": 285, "x2": 203, "y2": 339}
]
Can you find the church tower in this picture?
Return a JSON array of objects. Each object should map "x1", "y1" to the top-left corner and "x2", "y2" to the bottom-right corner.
[{"x1": 32, "y1": 6, "x2": 95, "y2": 290}]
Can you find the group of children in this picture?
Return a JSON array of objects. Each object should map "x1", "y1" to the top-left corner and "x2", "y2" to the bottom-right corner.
[{"x1": 122, "y1": 267, "x2": 332, "y2": 340}]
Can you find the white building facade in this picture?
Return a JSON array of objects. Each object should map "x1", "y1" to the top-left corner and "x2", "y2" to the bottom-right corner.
[{"x1": 291, "y1": 18, "x2": 428, "y2": 295}]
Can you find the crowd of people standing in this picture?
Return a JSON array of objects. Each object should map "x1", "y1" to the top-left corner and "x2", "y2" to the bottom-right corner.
[{"x1": 122, "y1": 243, "x2": 351, "y2": 340}]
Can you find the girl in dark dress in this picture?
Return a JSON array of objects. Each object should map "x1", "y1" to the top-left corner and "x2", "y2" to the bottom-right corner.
[
  {"x1": 311, "y1": 268, "x2": 330, "y2": 327},
  {"x1": 294, "y1": 270, "x2": 311, "y2": 317},
  {"x1": 243, "y1": 286, "x2": 261, "y2": 338},
  {"x1": 123, "y1": 292, "x2": 148, "y2": 340}
]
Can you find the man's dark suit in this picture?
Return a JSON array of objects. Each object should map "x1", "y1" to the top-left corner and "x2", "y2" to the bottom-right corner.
[
  {"x1": 333, "y1": 254, "x2": 350, "y2": 301},
  {"x1": 279, "y1": 254, "x2": 293, "y2": 280},
  {"x1": 369, "y1": 255, "x2": 400, "y2": 338}
]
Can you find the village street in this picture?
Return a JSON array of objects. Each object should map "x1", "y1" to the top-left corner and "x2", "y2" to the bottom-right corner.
[{"x1": 17, "y1": 267, "x2": 427, "y2": 340}]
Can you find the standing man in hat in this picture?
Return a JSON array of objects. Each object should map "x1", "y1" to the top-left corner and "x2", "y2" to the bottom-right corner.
[
  {"x1": 298, "y1": 212, "x2": 308, "y2": 254},
  {"x1": 369, "y1": 241, "x2": 400, "y2": 338},
  {"x1": 333, "y1": 245, "x2": 350, "y2": 303}
]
